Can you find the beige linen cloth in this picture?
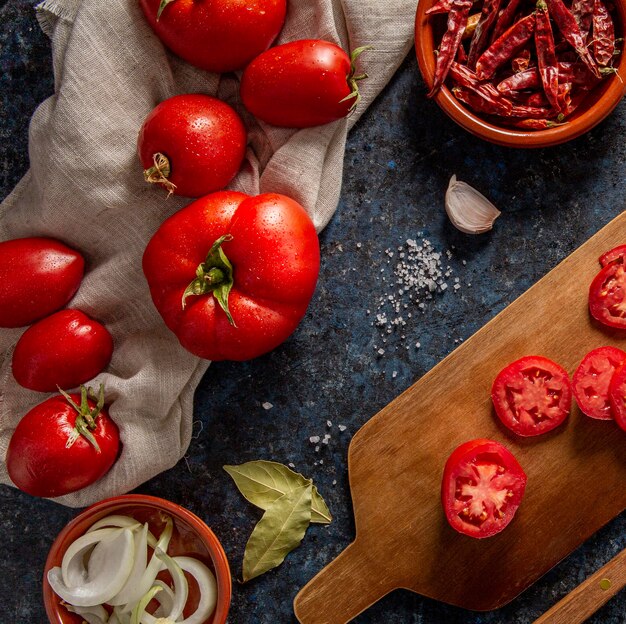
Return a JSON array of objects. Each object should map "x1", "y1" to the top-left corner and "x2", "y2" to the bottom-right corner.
[{"x1": 0, "y1": 0, "x2": 416, "y2": 506}]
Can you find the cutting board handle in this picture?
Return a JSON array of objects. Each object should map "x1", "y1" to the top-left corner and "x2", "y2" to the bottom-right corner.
[{"x1": 293, "y1": 540, "x2": 395, "y2": 624}]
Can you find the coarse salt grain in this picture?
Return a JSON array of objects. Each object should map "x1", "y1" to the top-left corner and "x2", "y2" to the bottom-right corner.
[
  {"x1": 338, "y1": 425, "x2": 347, "y2": 432},
  {"x1": 309, "y1": 436, "x2": 320, "y2": 444},
  {"x1": 262, "y1": 402, "x2": 273, "y2": 410}
]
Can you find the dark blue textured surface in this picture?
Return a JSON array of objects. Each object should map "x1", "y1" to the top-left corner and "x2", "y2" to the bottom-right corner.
[{"x1": 1, "y1": 1, "x2": 625, "y2": 623}]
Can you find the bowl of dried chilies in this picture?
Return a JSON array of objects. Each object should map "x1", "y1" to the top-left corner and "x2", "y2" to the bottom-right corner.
[{"x1": 415, "y1": 0, "x2": 626, "y2": 146}]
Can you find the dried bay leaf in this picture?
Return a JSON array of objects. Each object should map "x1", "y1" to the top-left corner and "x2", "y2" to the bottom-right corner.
[
  {"x1": 224, "y1": 460, "x2": 332, "y2": 524},
  {"x1": 242, "y1": 483, "x2": 312, "y2": 582}
]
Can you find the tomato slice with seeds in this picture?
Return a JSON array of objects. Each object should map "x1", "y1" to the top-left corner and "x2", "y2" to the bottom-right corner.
[
  {"x1": 491, "y1": 355, "x2": 572, "y2": 436},
  {"x1": 573, "y1": 346, "x2": 626, "y2": 420},
  {"x1": 608, "y1": 363, "x2": 626, "y2": 432},
  {"x1": 441, "y1": 439, "x2": 527, "y2": 539},
  {"x1": 599, "y1": 244, "x2": 626, "y2": 267},
  {"x1": 589, "y1": 262, "x2": 626, "y2": 329}
]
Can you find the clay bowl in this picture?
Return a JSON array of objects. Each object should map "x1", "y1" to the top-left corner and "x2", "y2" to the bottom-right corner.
[
  {"x1": 415, "y1": 0, "x2": 626, "y2": 147},
  {"x1": 43, "y1": 494, "x2": 231, "y2": 624}
]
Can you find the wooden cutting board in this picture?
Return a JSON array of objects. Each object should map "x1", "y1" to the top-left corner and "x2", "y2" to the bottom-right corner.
[{"x1": 294, "y1": 212, "x2": 626, "y2": 623}]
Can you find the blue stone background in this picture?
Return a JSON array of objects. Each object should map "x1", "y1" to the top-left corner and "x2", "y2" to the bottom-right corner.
[{"x1": 1, "y1": 1, "x2": 625, "y2": 622}]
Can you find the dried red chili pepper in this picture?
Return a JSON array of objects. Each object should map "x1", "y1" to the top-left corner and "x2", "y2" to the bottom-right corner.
[
  {"x1": 426, "y1": 0, "x2": 455, "y2": 15},
  {"x1": 592, "y1": 0, "x2": 616, "y2": 66},
  {"x1": 512, "y1": 48, "x2": 532, "y2": 72},
  {"x1": 513, "y1": 118, "x2": 565, "y2": 128},
  {"x1": 475, "y1": 13, "x2": 537, "y2": 80},
  {"x1": 545, "y1": 0, "x2": 601, "y2": 77},
  {"x1": 457, "y1": 43, "x2": 469, "y2": 62},
  {"x1": 463, "y1": 13, "x2": 482, "y2": 39},
  {"x1": 556, "y1": 81, "x2": 573, "y2": 110},
  {"x1": 452, "y1": 85, "x2": 513, "y2": 115},
  {"x1": 491, "y1": 0, "x2": 524, "y2": 42},
  {"x1": 497, "y1": 61, "x2": 601, "y2": 91},
  {"x1": 509, "y1": 90, "x2": 550, "y2": 106},
  {"x1": 467, "y1": 0, "x2": 503, "y2": 68},
  {"x1": 571, "y1": 0, "x2": 595, "y2": 38},
  {"x1": 535, "y1": 0, "x2": 560, "y2": 111},
  {"x1": 429, "y1": 0, "x2": 474, "y2": 97}
]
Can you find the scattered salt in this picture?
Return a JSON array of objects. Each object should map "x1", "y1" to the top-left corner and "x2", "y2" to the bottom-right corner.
[
  {"x1": 288, "y1": 463, "x2": 295, "y2": 468},
  {"x1": 338, "y1": 425, "x2": 347, "y2": 432},
  {"x1": 315, "y1": 445, "x2": 320, "y2": 452},
  {"x1": 332, "y1": 479, "x2": 337, "y2": 486},
  {"x1": 309, "y1": 436, "x2": 320, "y2": 444},
  {"x1": 326, "y1": 420, "x2": 332, "y2": 427},
  {"x1": 262, "y1": 402, "x2": 273, "y2": 410}
]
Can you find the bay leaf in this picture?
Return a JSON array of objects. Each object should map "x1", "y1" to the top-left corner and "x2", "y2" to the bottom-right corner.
[
  {"x1": 242, "y1": 483, "x2": 312, "y2": 582},
  {"x1": 223, "y1": 460, "x2": 332, "y2": 524}
]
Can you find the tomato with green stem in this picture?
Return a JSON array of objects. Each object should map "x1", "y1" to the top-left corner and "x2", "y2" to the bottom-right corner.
[
  {"x1": 240, "y1": 40, "x2": 371, "y2": 128},
  {"x1": 142, "y1": 191, "x2": 320, "y2": 361},
  {"x1": 139, "y1": 0, "x2": 286, "y2": 73},
  {"x1": 441, "y1": 438, "x2": 527, "y2": 538},
  {"x1": 6, "y1": 385, "x2": 120, "y2": 498}
]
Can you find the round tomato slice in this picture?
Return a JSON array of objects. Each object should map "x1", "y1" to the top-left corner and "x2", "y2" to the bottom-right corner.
[
  {"x1": 491, "y1": 355, "x2": 572, "y2": 436},
  {"x1": 608, "y1": 363, "x2": 626, "y2": 432},
  {"x1": 573, "y1": 346, "x2": 626, "y2": 420},
  {"x1": 441, "y1": 439, "x2": 527, "y2": 539},
  {"x1": 599, "y1": 244, "x2": 626, "y2": 267},
  {"x1": 589, "y1": 262, "x2": 626, "y2": 329}
]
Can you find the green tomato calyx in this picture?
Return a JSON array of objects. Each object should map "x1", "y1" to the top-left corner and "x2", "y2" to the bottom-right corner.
[
  {"x1": 60, "y1": 384, "x2": 106, "y2": 453},
  {"x1": 182, "y1": 234, "x2": 237, "y2": 327},
  {"x1": 340, "y1": 46, "x2": 374, "y2": 113}
]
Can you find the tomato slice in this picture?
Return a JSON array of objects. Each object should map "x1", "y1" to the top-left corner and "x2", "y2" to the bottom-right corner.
[
  {"x1": 599, "y1": 244, "x2": 626, "y2": 267},
  {"x1": 608, "y1": 363, "x2": 626, "y2": 432},
  {"x1": 491, "y1": 355, "x2": 572, "y2": 436},
  {"x1": 589, "y1": 262, "x2": 626, "y2": 329},
  {"x1": 573, "y1": 346, "x2": 626, "y2": 420},
  {"x1": 441, "y1": 439, "x2": 527, "y2": 539}
]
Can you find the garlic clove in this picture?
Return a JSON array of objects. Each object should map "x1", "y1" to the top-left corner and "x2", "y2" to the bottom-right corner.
[{"x1": 445, "y1": 175, "x2": 501, "y2": 235}]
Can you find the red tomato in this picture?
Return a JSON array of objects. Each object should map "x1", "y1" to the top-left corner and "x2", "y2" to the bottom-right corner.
[
  {"x1": 6, "y1": 386, "x2": 119, "y2": 498},
  {"x1": 240, "y1": 40, "x2": 370, "y2": 127},
  {"x1": 599, "y1": 244, "x2": 626, "y2": 267},
  {"x1": 138, "y1": 94, "x2": 247, "y2": 198},
  {"x1": 572, "y1": 346, "x2": 626, "y2": 420},
  {"x1": 491, "y1": 355, "x2": 572, "y2": 436},
  {"x1": 139, "y1": 0, "x2": 286, "y2": 73},
  {"x1": 12, "y1": 309, "x2": 114, "y2": 392},
  {"x1": 0, "y1": 237, "x2": 84, "y2": 328},
  {"x1": 441, "y1": 439, "x2": 527, "y2": 539},
  {"x1": 608, "y1": 363, "x2": 626, "y2": 432},
  {"x1": 589, "y1": 262, "x2": 626, "y2": 329},
  {"x1": 143, "y1": 191, "x2": 320, "y2": 361}
]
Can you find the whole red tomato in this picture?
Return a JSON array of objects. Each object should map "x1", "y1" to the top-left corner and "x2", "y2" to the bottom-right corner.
[
  {"x1": 138, "y1": 94, "x2": 247, "y2": 198},
  {"x1": 240, "y1": 40, "x2": 370, "y2": 127},
  {"x1": 12, "y1": 309, "x2": 114, "y2": 392},
  {"x1": 143, "y1": 191, "x2": 320, "y2": 361},
  {"x1": 6, "y1": 385, "x2": 120, "y2": 498},
  {"x1": 139, "y1": 0, "x2": 286, "y2": 73},
  {"x1": 0, "y1": 237, "x2": 84, "y2": 328}
]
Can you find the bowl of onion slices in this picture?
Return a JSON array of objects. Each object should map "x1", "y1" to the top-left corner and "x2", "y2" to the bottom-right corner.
[{"x1": 43, "y1": 494, "x2": 231, "y2": 624}]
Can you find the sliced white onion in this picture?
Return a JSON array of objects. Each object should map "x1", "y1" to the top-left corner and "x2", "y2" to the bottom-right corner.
[
  {"x1": 153, "y1": 550, "x2": 188, "y2": 622},
  {"x1": 64, "y1": 603, "x2": 109, "y2": 624},
  {"x1": 131, "y1": 586, "x2": 162, "y2": 624},
  {"x1": 109, "y1": 524, "x2": 149, "y2": 606},
  {"x1": 151, "y1": 581, "x2": 175, "y2": 619},
  {"x1": 88, "y1": 515, "x2": 157, "y2": 548},
  {"x1": 174, "y1": 557, "x2": 217, "y2": 624},
  {"x1": 120, "y1": 517, "x2": 173, "y2": 612},
  {"x1": 49, "y1": 528, "x2": 134, "y2": 607}
]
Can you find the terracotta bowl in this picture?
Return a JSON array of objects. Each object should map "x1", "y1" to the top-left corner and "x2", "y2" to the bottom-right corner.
[
  {"x1": 415, "y1": 0, "x2": 626, "y2": 147},
  {"x1": 43, "y1": 494, "x2": 231, "y2": 624}
]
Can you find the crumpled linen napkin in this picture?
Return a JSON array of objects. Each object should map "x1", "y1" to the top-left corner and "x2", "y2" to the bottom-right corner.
[{"x1": 0, "y1": 0, "x2": 417, "y2": 506}]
